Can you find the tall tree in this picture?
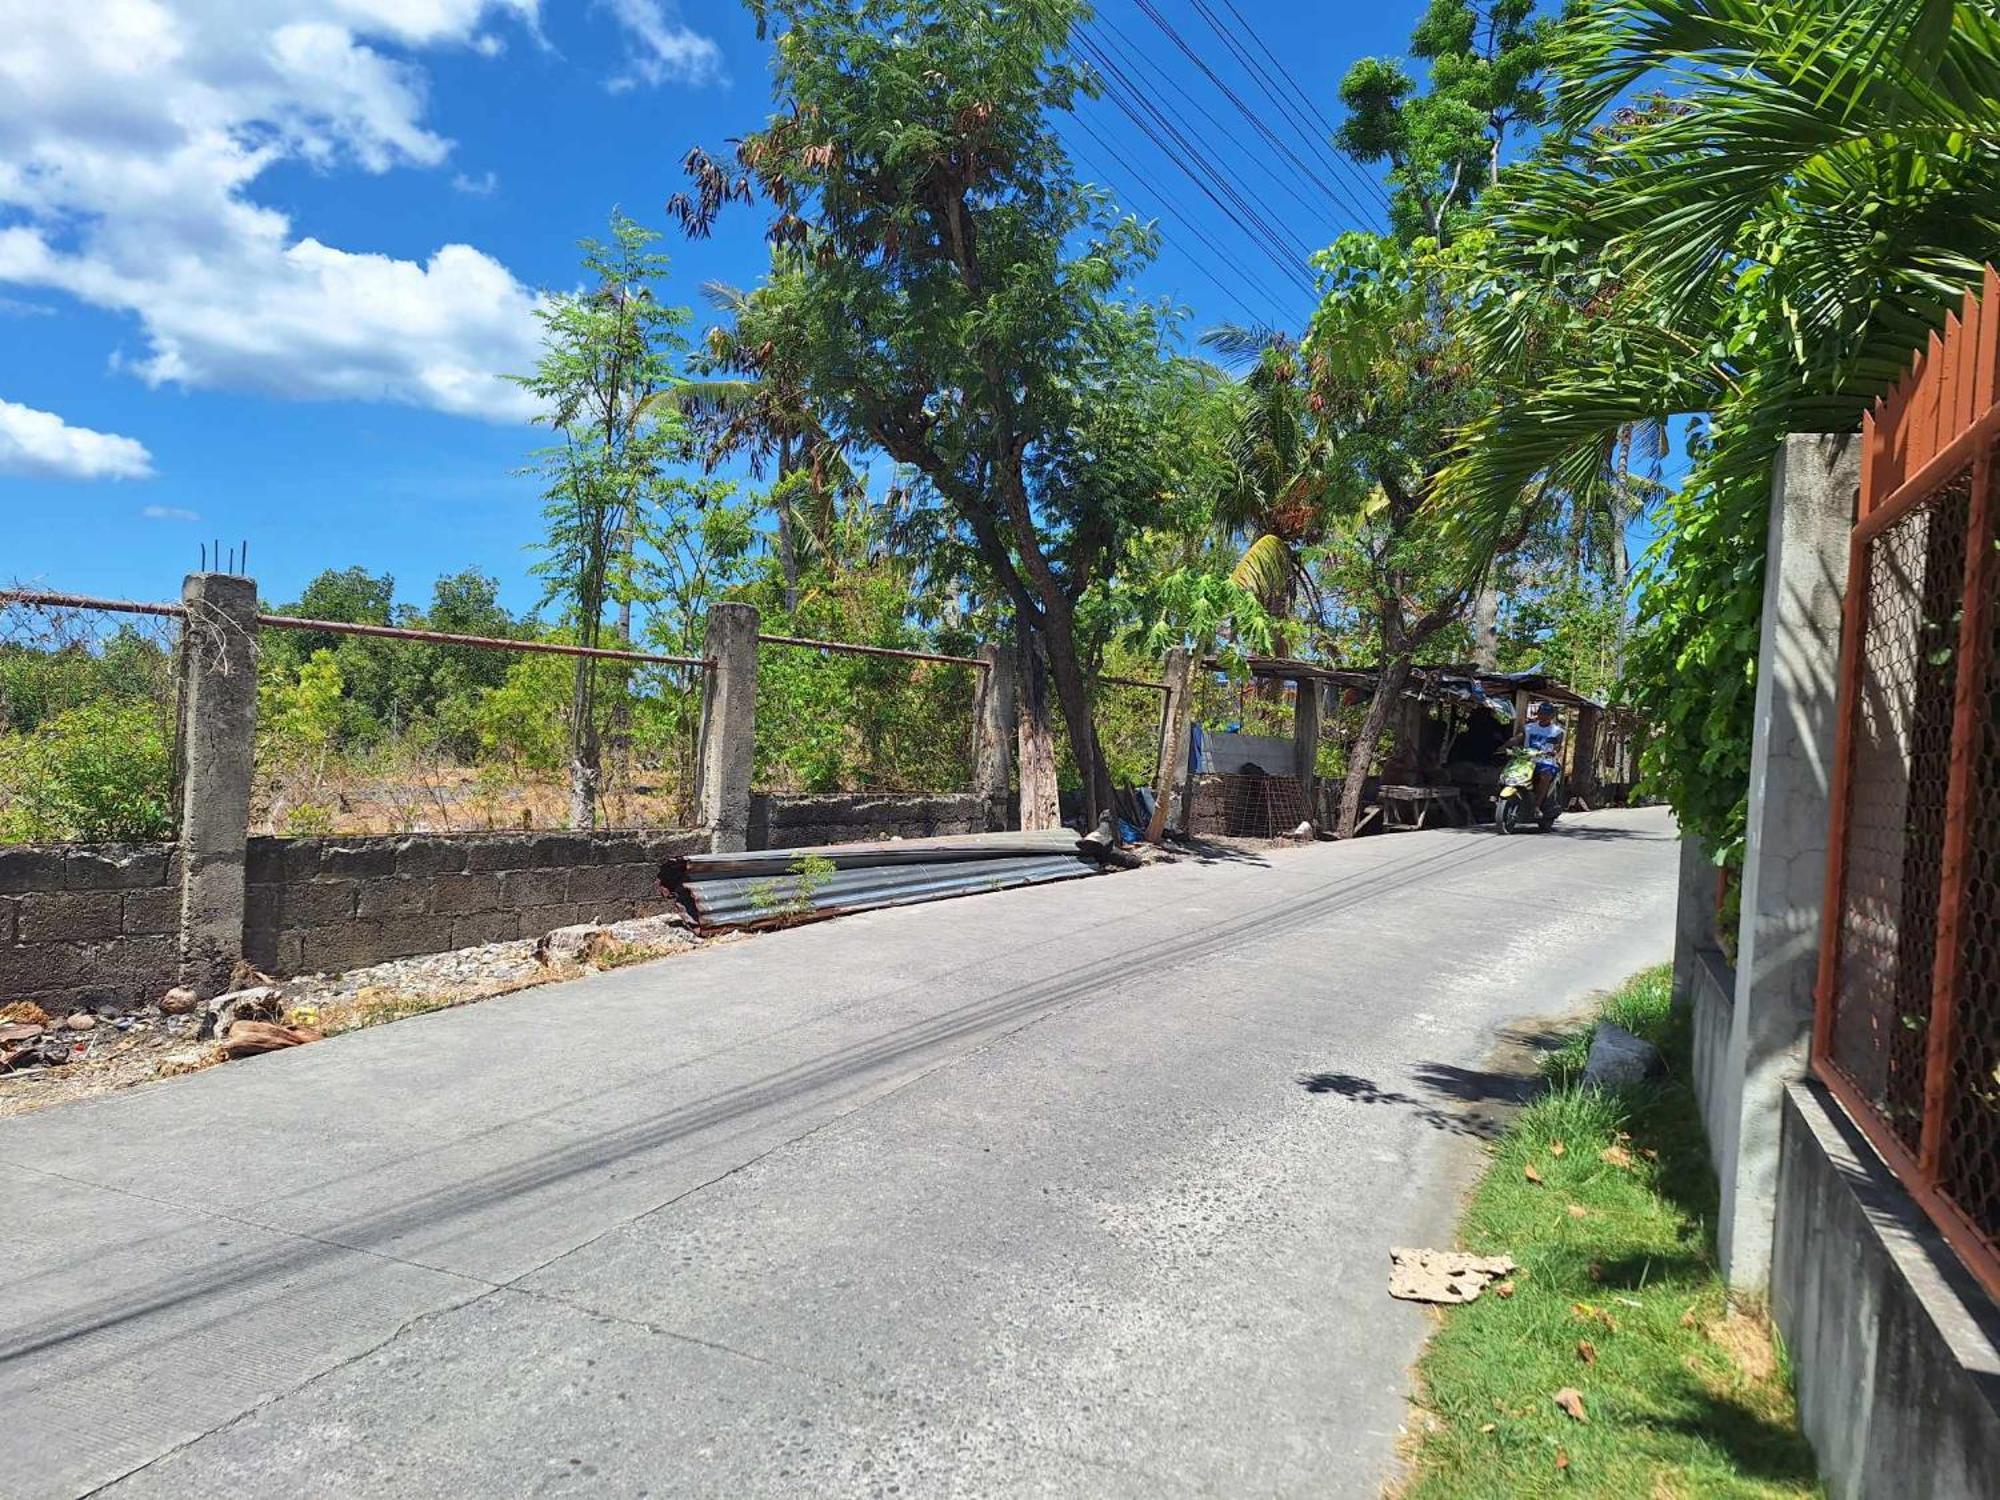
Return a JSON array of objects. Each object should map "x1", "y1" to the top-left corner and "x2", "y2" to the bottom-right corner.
[
  {"x1": 1337, "y1": 0, "x2": 1552, "y2": 665},
  {"x1": 671, "y1": 0, "x2": 1166, "y2": 828},
  {"x1": 514, "y1": 214, "x2": 693, "y2": 828}
]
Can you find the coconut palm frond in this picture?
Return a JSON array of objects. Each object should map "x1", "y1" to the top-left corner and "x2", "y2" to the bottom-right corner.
[{"x1": 1230, "y1": 533, "x2": 1297, "y2": 609}]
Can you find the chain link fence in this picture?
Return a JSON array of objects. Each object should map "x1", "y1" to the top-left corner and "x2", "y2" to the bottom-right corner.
[{"x1": 0, "y1": 594, "x2": 184, "y2": 843}]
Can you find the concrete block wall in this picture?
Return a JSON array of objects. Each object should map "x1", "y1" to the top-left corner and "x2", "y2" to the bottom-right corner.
[
  {"x1": 243, "y1": 829, "x2": 708, "y2": 975},
  {"x1": 1774, "y1": 1083, "x2": 2000, "y2": 1500},
  {"x1": 747, "y1": 792, "x2": 984, "y2": 851},
  {"x1": 0, "y1": 844, "x2": 184, "y2": 1012}
]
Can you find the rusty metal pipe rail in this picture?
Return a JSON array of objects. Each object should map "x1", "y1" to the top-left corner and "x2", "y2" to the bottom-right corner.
[
  {"x1": 257, "y1": 614, "x2": 710, "y2": 670},
  {"x1": 0, "y1": 588, "x2": 187, "y2": 620},
  {"x1": 756, "y1": 632, "x2": 986, "y2": 670}
]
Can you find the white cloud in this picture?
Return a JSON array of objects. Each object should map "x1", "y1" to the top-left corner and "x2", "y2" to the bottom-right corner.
[
  {"x1": 601, "y1": 0, "x2": 724, "y2": 89},
  {"x1": 142, "y1": 504, "x2": 201, "y2": 521},
  {"x1": 452, "y1": 169, "x2": 500, "y2": 195},
  {"x1": 0, "y1": 1, "x2": 551, "y2": 423},
  {"x1": 0, "y1": 399, "x2": 155, "y2": 481}
]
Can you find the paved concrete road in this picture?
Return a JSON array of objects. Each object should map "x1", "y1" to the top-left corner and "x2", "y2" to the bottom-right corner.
[{"x1": 1, "y1": 808, "x2": 1678, "y2": 1499}]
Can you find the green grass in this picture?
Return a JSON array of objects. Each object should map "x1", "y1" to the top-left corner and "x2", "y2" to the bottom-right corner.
[{"x1": 1399, "y1": 964, "x2": 1822, "y2": 1500}]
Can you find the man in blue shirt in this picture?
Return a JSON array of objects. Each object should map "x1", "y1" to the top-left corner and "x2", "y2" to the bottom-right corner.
[{"x1": 1513, "y1": 701, "x2": 1566, "y2": 812}]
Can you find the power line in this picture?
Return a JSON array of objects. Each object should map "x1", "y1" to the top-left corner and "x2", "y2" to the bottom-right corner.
[
  {"x1": 1125, "y1": 0, "x2": 1382, "y2": 231},
  {"x1": 1091, "y1": 14, "x2": 1343, "y2": 237},
  {"x1": 1074, "y1": 31, "x2": 1321, "y2": 295},
  {"x1": 1063, "y1": 111, "x2": 1304, "y2": 329},
  {"x1": 1188, "y1": 0, "x2": 1393, "y2": 215}
]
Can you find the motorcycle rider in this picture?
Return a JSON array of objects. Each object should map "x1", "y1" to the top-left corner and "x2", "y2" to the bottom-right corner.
[{"x1": 1506, "y1": 701, "x2": 1565, "y2": 816}]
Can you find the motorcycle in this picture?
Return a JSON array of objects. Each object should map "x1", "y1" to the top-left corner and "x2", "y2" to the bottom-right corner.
[{"x1": 1495, "y1": 748, "x2": 1562, "y2": 834}]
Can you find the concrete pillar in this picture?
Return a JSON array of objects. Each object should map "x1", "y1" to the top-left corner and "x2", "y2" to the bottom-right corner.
[
  {"x1": 696, "y1": 602, "x2": 759, "y2": 854},
  {"x1": 1715, "y1": 431, "x2": 1858, "y2": 1288},
  {"x1": 973, "y1": 643, "x2": 1017, "y2": 832},
  {"x1": 1291, "y1": 675, "x2": 1322, "y2": 820},
  {"x1": 176, "y1": 572, "x2": 258, "y2": 995},
  {"x1": 1671, "y1": 832, "x2": 1717, "y2": 1011}
]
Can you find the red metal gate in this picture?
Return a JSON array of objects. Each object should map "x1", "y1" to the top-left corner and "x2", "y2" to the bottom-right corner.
[{"x1": 1814, "y1": 266, "x2": 2000, "y2": 1300}]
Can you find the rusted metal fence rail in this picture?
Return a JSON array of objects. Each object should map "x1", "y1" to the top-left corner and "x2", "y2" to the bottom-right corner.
[{"x1": 1814, "y1": 264, "x2": 2000, "y2": 1299}]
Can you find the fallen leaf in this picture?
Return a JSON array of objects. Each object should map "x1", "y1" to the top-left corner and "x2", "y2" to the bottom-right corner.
[
  {"x1": 1524, "y1": 1163, "x2": 1544, "y2": 1184},
  {"x1": 1568, "y1": 1203, "x2": 1589, "y2": 1219},
  {"x1": 1479, "y1": 1422, "x2": 1497, "y2": 1434},
  {"x1": 1641, "y1": 1147, "x2": 1659, "y2": 1161},
  {"x1": 1553, "y1": 1388, "x2": 1589, "y2": 1422},
  {"x1": 1549, "y1": 1139, "x2": 1567, "y2": 1157},
  {"x1": 1556, "y1": 1448, "x2": 1570, "y2": 1471},
  {"x1": 1577, "y1": 1339, "x2": 1598, "y2": 1364},
  {"x1": 1601, "y1": 1144, "x2": 1635, "y2": 1169},
  {"x1": 1616, "y1": 1130, "x2": 1632, "y2": 1142},
  {"x1": 1493, "y1": 1280, "x2": 1517, "y2": 1299}
]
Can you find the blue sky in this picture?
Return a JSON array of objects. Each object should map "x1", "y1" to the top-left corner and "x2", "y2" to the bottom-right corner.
[{"x1": 1, "y1": 1, "x2": 1610, "y2": 615}]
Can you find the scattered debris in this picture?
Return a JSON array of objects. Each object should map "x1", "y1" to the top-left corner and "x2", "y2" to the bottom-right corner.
[
  {"x1": 1389, "y1": 1247, "x2": 1519, "y2": 1304},
  {"x1": 159, "y1": 986, "x2": 199, "y2": 1015},
  {"x1": 1553, "y1": 1387, "x2": 1589, "y2": 1422},
  {"x1": 0, "y1": 1002, "x2": 51, "y2": 1027},
  {"x1": 202, "y1": 985, "x2": 283, "y2": 1039},
  {"x1": 217, "y1": 1020, "x2": 324, "y2": 1059},
  {"x1": 64, "y1": 1013, "x2": 98, "y2": 1031},
  {"x1": 1582, "y1": 1022, "x2": 1665, "y2": 1088}
]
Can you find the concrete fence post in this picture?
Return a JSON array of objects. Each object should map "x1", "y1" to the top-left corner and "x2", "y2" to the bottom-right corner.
[
  {"x1": 696, "y1": 602, "x2": 759, "y2": 854},
  {"x1": 1671, "y1": 833, "x2": 1717, "y2": 1011},
  {"x1": 176, "y1": 572, "x2": 259, "y2": 995},
  {"x1": 973, "y1": 643, "x2": 1017, "y2": 832},
  {"x1": 1713, "y1": 431, "x2": 1858, "y2": 1288}
]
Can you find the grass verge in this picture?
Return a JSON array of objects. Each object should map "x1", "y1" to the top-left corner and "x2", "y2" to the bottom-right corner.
[{"x1": 1398, "y1": 964, "x2": 1822, "y2": 1499}]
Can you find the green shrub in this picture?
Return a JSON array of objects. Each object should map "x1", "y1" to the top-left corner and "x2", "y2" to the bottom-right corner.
[{"x1": 0, "y1": 700, "x2": 174, "y2": 842}]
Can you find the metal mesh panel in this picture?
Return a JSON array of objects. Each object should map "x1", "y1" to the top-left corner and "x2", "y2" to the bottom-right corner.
[
  {"x1": 1828, "y1": 473, "x2": 1970, "y2": 1149},
  {"x1": 1939, "y1": 451, "x2": 2000, "y2": 1254},
  {"x1": 0, "y1": 600, "x2": 183, "y2": 843}
]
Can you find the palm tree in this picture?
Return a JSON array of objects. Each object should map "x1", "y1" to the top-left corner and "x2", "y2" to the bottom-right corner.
[{"x1": 1198, "y1": 327, "x2": 1334, "y2": 649}]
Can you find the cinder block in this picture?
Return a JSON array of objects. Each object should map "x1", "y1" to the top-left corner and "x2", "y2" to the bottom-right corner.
[
  {"x1": 317, "y1": 843, "x2": 399, "y2": 879},
  {"x1": 0, "y1": 848, "x2": 64, "y2": 895},
  {"x1": 500, "y1": 869, "x2": 569, "y2": 907},
  {"x1": 369, "y1": 916, "x2": 455, "y2": 964},
  {"x1": 450, "y1": 911, "x2": 521, "y2": 948},
  {"x1": 531, "y1": 834, "x2": 595, "y2": 867},
  {"x1": 429, "y1": 873, "x2": 506, "y2": 914},
  {"x1": 255, "y1": 880, "x2": 358, "y2": 928},
  {"x1": 394, "y1": 839, "x2": 468, "y2": 877},
  {"x1": 356, "y1": 878, "x2": 432, "y2": 919},
  {"x1": 0, "y1": 939, "x2": 85, "y2": 995},
  {"x1": 246, "y1": 838, "x2": 321, "y2": 884},
  {"x1": 19, "y1": 890, "x2": 124, "y2": 944},
  {"x1": 122, "y1": 886, "x2": 180, "y2": 935},
  {"x1": 0, "y1": 896, "x2": 15, "y2": 945},
  {"x1": 65, "y1": 846, "x2": 170, "y2": 891},
  {"x1": 590, "y1": 836, "x2": 648, "y2": 867},
  {"x1": 567, "y1": 864, "x2": 659, "y2": 904},
  {"x1": 463, "y1": 838, "x2": 541, "y2": 873},
  {"x1": 73, "y1": 936, "x2": 176, "y2": 1003}
]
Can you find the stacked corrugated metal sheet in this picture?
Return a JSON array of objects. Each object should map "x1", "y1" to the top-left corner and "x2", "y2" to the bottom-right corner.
[{"x1": 663, "y1": 830, "x2": 1111, "y2": 932}]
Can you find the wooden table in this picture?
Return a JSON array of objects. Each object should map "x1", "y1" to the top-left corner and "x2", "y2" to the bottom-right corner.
[{"x1": 1376, "y1": 784, "x2": 1469, "y2": 830}]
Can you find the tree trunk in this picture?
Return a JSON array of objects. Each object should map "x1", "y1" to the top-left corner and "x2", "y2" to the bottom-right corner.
[
  {"x1": 1147, "y1": 646, "x2": 1197, "y2": 843},
  {"x1": 1336, "y1": 653, "x2": 1413, "y2": 838},
  {"x1": 1015, "y1": 620, "x2": 1060, "y2": 831},
  {"x1": 568, "y1": 651, "x2": 601, "y2": 831},
  {"x1": 776, "y1": 433, "x2": 801, "y2": 617},
  {"x1": 1035, "y1": 594, "x2": 1115, "y2": 832},
  {"x1": 1471, "y1": 578, "x2": 1500, "y2": 671}
]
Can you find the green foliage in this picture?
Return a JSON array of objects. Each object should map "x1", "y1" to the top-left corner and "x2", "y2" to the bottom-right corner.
[
  {"x1": 748, "y1": 851, "x2": 838, "y2": 922},
  {"x1": 1338, "y1": 0, "x2": 1552, "y2": 244},
  {"x1": 0, "y1": 700, "x2": 174, "y2": 842}
]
